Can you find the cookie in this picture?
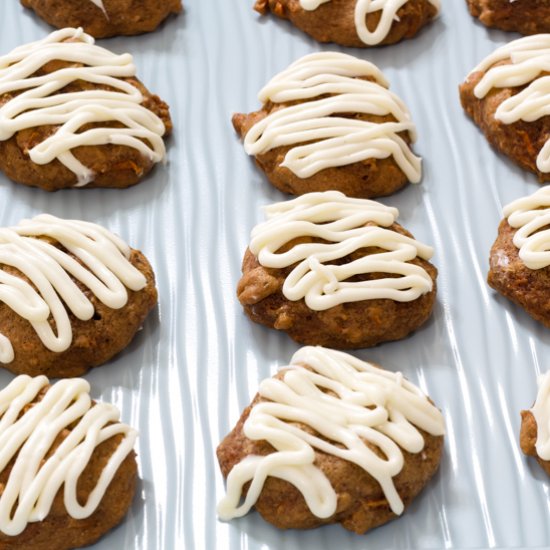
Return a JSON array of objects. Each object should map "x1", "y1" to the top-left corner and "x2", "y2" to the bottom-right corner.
[
  {"x1": 254, "y1": 0, "x2": 439, "y2": 47},
  {"x1": 21, "y1": 0, "x2": 182, "y2": 38},
  {"x1": 519, "y1": 372, "x2": 550, "y2": 475},
  {"x1": 460, "y1": 35, "x2": 550, "y2": 182},
  {"x1": 0, "y1": 28, "x2": 172, "y2": 191},
  {"x1": 233, "y1": 52, "x2": 422, "y2": 199},
  {"x1": 466, "y1": 0, "x2": 550, "y2": 35},
  {"x1": 0, "y1": 214, "x2": 157, "y2": 378},
  {"x1": 217, "y1": 346, "x2": 445, "y2": 533},
  {"x1": 237, "y1": 191, "x2": 437, "y2": 348},
  {"x1": 520, "y1": 372, "x2": 550, "y2": 476},
  {"x1": 0, "y1": 375, "x2": 137, "y2": 550},
  {"x1": 488, "y1": 186, "x2": 550, "y2": 327}
]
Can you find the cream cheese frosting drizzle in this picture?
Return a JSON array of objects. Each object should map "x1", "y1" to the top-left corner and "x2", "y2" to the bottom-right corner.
[
  {"x1": 298, "y1": 0, "x2": 440, "y2": 45},
  {"x1": 531, "y1": 372, "x2": 550, "y2": 460},
  {"x1": 503, "y1": 186, "x2": 550, "y2": 269},
  {"x1": 0, "y1": 374, "x2": 136, "y2": 536},
  {"x1": 0, "y1": 27, "x2": 166, "y2": 186},
  {"x1": 249, "y1": 191, "x2": 434, "y2": 310},
  {"x1": 217, "y1": 346, "x2": 445, "y2": 520},
  {"x1": 0, "y1": 214, "x2": 147, "y2": 363},
  {"x1": 472, "y1": 34, "x2": 550, "y2": 174},
  {"x1": 243, "y1": 52, "x2": 422, "y2": 182},
  {"x1": 89, "y1": 0, "x2": 108, "y2": 18}
]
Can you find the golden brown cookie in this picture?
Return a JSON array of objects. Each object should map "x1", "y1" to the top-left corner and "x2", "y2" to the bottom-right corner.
[
  {"x1": 0, "y1": 375, "x2": 138, "y2": 550},
  {"x1": 466, "y1": 0, "x2": 550, "y2": 35},
  {"x1": 460, "y1": 35, "x2": 550, "y2": 183},
  {"x1": 520, "y1": 372, "x2": 550, "y2": 476},
  {"x1": 234, "y1": 52, "x2": 422, "y2": 199},
  {"x1": 217, "y1": 346, "x2": 445, "y2": 533},
  {"x1": 237, "y1": 191, "x2": 437, "y2": 349},
  {"x1": 254, "y1": 0, "x2": 439, "y2": 47},
  {"x1": 0, "y1": 28, "x2": 172, "y2": 191},
  {"x1": 487, "y1": 186, "x2": 550, "y2": 328},
  {"x1": 21, "y1": 0, "x2": 182, "y2": 38},
  {"x1": 0, "y1": 214, "x2": 157, "y2": 378}
]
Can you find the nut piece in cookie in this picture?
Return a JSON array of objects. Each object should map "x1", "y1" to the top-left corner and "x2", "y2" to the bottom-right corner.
[
  {"x1": 0, "y1": 375, "x2": 138, "y2": 550},
  {"x1": 0, "y1": 214, "x2": 158, "y2": 378},
  {"x1": 520, "y1": 372, "x2": 550, "y2": 476},
  {"x1": 217, "y1": 346, "x2": 445, "y2": 533},
  {"x1": 237, "y1": 191, "x2": 437, "y2": 349},
  {"x1": 466, "y1": 0, "x2": 550, "y2": 35},
  {"x1": 460, "y1": 35, "x2": 550, "y2": 183},
  {"x1": 254, "y1": 0, "x2": 439, "y2": 47},
  {"x1": 234, "y1": 52, "x2": 422, "y2": 199},
  {"x1": 0, "y1": 28, "x2": 173, "y2": 191},
  {"x1": 488, "y1": 186, "x2": 550, "y2": 327},
  {"x1": 21, "y1": 0, "x2": 183, "y2": 38}
]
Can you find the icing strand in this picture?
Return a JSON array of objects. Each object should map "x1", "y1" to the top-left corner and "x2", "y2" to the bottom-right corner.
[
  {"x1": 503, "y1": 185, "x2": 550, "y2": 270},
  {"x1": 0, "y1": 375, "x2": 136, "y2": 536},
  {"x1": 0, "y1": 28, "x2": 166, "y2": 186},
  {"x1": 217, "y1": 346, "x2": 445, "y2": 520},
  {"x1": 298, "y1": 0, "x2": 441, "y2": 46},
  {"x1": 472, "y1": 35, "x2": 550, "y2": 174},
  {"x1": 0, "y1": 214, "x2": 147, "y2": 363},
  {"x1": 89, "y1": 0, "x2": 108, "y2": 18},
  {"x1": 244, "y1": 52, "x2": 422, "y2": 182},
  {"x1": 249, "y1": 191, "x2": 434, "y2": 310}
]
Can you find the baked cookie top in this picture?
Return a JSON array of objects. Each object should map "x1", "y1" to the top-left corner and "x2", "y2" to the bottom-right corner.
[
  {"x1": 468, "y1": 34, "x2": 550, "y2": 176},
  {"x1": 248, "y1": 190, "x2": 434, "y2": 310},
  {"x1": 21, "y1": 0, "x2": 183, "y2": 39},
  {"x1": 502, "y1": 185, "x2": 550, "y2": 270},
  {"x1": 217, "y1": 345, "x2": 445, "y2": 521},
  {"x1": 242, "y1": 52, "x2": 421, "y2": 184},
  {"x1": 0, "y1": 374, "x2": 136, "y2": 537},
  {"x1": 0, "y1": 28, "x2": 168, "y2": 187},
  {"x1": 298, "y1": 0, "x2": 440, "y2": 45},
  {"x1": 0, "y1": 214, "x2": 148, "y2": 366}
]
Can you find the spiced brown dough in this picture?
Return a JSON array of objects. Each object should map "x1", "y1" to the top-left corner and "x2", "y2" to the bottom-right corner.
[
  {"x1": 21, "y1": 0, "x2": 183, "y2": 38},
  {"x1": 520, "y1": 409, "x2": 550, "y2": 476},
  {"x1": 0, "y1": 66, "x2": 172, "y2": 191},
  {"x1": 460, "y1": 66, "x2": 550, "y2": 183},
  {"x1": 217, "y1": 371, "x2": 444, "y2": 533},
  {"x1": 237, "y1": 222, "x2": 438, "y2": 349},
  {"x1": 254, "y1": 0, "x2": 438, "y2": 47},
  {"x1": 233, "y1": 107, "x2": 413, "y2": 199},
  {"x1": 0, "y1": 386, "x2": 137, "y2": 550},
  {"x1": 466, "y1": 0, "x2": 550, "y2": 35},
  {"x1": 0, "y1": 245, "x2": 157, "y2": 378},
  {"x1": 488, "y1": 219, "x2": 550, "y2": 327}
]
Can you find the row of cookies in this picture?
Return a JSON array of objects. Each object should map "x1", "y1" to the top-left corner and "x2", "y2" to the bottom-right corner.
[
  {"x1": 0, "y1": 2, "x2": 548, "y2": 548},
  {"x1": 0, "y1": 5, "x2": 179, "y2": 549},
  {"x1": 250, "y1": 0, "x2": 550, "y2": 48},
  {"x1": 215, "y1": 7, "x2": 550, "y2": 541}
]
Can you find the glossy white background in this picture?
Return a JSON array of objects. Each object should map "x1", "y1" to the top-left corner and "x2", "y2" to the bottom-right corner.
[{"x1": 0, "y1": 1, "x2": 549, "y2": 548}]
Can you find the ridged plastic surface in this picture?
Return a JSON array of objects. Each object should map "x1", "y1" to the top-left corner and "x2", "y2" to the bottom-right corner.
[{"x1": 0, "y1": 1, "x2": 549, "y2": 548}]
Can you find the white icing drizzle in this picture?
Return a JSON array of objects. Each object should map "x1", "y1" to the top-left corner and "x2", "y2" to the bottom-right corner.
[
  {"x1": 243, "y1": 52, "x2": 422, "y2": 182},
  {"x1": 472, "y1": 35, "x2": 550, "y2": 174},
  {"x1": 298, "y1": 0, "x2": 440, "y2": 45},
  {"x1": 217, "y1": 346, "x2": 445, "y2": 521},
  {"x1": 0, "y1": 374, "x2": 136, "y2": 536},
  {"x1": 531, "y1": 372, "x2": 550, "y2": 461},
  {"x1": 0, "y1": 27, "x2": 166, "y2": 186},
  {"x1": 0, "y1": 213, "x2": 147, "y2": 363},
  {"x1": 249, "y1": 191, "x2": 434, "y2": 310},
  {"x1": 89, "y1": 0, "x2": 108, "y2": 18},
  {"x1": 503, "y1": 185, "x2": 550, "y2": 270}
]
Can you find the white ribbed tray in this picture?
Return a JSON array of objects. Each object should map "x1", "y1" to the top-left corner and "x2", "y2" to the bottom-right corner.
[{"x1": 0, "y1": 1, "x2": 548, "y2": 548}]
